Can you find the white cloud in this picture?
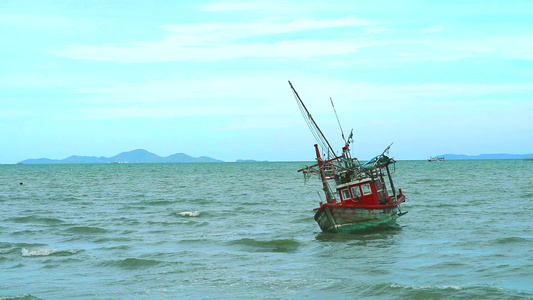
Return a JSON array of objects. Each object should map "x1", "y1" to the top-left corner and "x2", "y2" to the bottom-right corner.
[
  {"x1": 160, "y1": 16, "x2": 374, "y2": 39},
  {"x1": 361, "y1": 34, "x2": 533, "y2": 63},
  {"x1": 53, "y1": 14, "x2": 533, "y2": 65},
  {"x1": 57, "y1": 38, "x2": 373, "y2": 63},
  {"x1": 388, "y1": 83, "x2": 533, "y2": 99},
  {"x1": 202, "y1": 0, "x2": 297, "y2": 12},
  {"x1": 0, "y1": 12, "x2": 82, "y2": 29},
  {"x1": 201, "y1": 0, "x2": 345, "y2": 15},
  {"x1": 53, "y1": 17, "x2": 377, "y2": 63},
  {"x1": 0, "y1": 108, "x2": 37, "y2": 118},
  {"x1": 422, "y1": 25, "x2": 444, "y2": 33},
  {"x1": 79, "y1": 106, "x2": 256, "y2": 119},
  {"x1": 70, "y1": 69, "x2": 533, "y2": 124},
  {"x1": 75, "y1": 75, "x2": 288, "y2": 104}
]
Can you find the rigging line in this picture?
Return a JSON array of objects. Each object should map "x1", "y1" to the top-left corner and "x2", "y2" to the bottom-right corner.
[
  {"x1": 289, "y1": 81, "x2": 336, "y2": 158},
  {"x1": 297, "y1": 99, "x2": 331, "y2": 158},
  {"x1": 296, "y1": 104, "x2": 327, "y2": 156},
  {"x1": 297, "y1": 98, "x2": 332, "y2": 158},
  {"x1": 290, "y1": 81, "x2": 331, "y2": 152},
  {"x1": 330, "y1": 97, "x2": 346, "y2": 144},
  {"x1": 296, "y1": 98, "x2": 323, "y2": 148},
  {"x1": 293, "y1": 88, "x2": 330, "y2": 154}
]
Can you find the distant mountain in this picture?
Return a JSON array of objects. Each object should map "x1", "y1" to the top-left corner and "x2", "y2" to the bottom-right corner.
[
  {"x1": 18, "y1": 149, "x2": 224, "y2": 164},
  {"x1": 439, "y1": 153, "x2": 533, "y2": 160},
  {"x1": 111, "y1": 149, "x2": 162, "y2": 163},
  {"x1": 163, "y1": 153, "x2": 202, "y2": 163}
]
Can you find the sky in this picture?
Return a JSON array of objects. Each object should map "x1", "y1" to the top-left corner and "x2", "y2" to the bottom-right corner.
[{"x1": 1, "y1": 0, "x2": 532, "y2": 164}]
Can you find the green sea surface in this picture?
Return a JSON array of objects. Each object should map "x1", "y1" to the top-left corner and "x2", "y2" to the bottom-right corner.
[{"x1": 0, "y1": 160, "x2": 531, "y2": 299}]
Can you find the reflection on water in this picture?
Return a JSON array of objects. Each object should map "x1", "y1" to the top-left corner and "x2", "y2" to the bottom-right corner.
[{"x1": 315, "y1": 223, "x2": 403, "y2": 243}]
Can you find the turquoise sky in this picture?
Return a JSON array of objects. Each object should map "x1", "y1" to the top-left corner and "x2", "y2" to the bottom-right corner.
[{"x1": 1, "y1": 0, "x2": 532, "y2": 163}]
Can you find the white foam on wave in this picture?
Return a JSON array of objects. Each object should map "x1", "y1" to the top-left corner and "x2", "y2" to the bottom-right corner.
[
  {"x1": 179, "y1": 211, "x2": 200, "y2": 217},
  {"x1": 390, "y1": 283, "x2": 462, "y2": 290},
  {"x1": 21, "y1": 248, "x2": 81, "y2": 257}
]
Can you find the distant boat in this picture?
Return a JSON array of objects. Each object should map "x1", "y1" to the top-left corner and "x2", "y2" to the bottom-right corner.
[
  {"x1": 428, "y1": 156, "x2": 445, "y2": 162},
  {"x1": 289, "y1": 81, "x2": 407, "y2": 233}
]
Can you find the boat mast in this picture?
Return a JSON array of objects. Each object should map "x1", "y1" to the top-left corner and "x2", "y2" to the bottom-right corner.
[
  {"x1": 314, "y1": 144, "x2": 335, "y2": 203},
  {"x1": 289, "y1": 81, "x2": 336, "y2": 159},
  {"x1": 385, "y1": 164, "x2": 397, "y2": 199}
]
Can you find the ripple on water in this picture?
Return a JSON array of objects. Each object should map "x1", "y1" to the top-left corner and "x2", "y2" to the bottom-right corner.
[
  {"x1": 0, "y1": 294, "x2": 42, "y2": 300},
  {"x1": 142, "y1": 199, "x2": 175, "y2": 206},
  {"x1": 227, "y1": 238, "x2": 301, "y2": 253},
  {"x1": 101, "y1": 257, "x2": 162, "y2": 269},
  {"x1": 1, "y1": 160, "x2": 531, "y2": 298},
  {"x1": 67, "y1": 226, "x2": 107, "y2": 234},
  {"x1": 492, "y1": 236, "x2": 530, "y2": 245},
  {"x1": 362, "y1": 282, "x2": 531, "y2": 299},
  {"x1": 7, "y1": 216, "x2": 64, "y2": 224}
]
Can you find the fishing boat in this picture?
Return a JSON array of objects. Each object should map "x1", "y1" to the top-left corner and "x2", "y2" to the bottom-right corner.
[
  {"x1": 289, "y1": 81, "x2": 406, "y2": 233},
  {"x1": 428, "y1": 156, "x2": 445, "y2": 162}
]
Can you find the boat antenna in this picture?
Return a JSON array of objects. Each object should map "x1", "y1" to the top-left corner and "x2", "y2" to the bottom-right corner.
[
  {"x1": 382, "y1": 142, "x2": 394, "y2": 156},
  {"x1": 289, "y1": 81, "x2": 335, "y2": 158},
  {"x1": 330, "y1": 97, "x2": 346, "y2": 144}
]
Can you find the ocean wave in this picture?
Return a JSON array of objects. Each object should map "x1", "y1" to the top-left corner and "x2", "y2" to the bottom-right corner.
[
  {"x1": 522, "y1": 192, "x2": 533, "y2": 199},
  {"x1": 93, "y1": 236, "x2": 137, "y2": 243},
  {"x1": 103, "y1": 258, "x2": 162, "y2": 269},
  {"x1": 228, "y1": 238, "x2": 301, "y2": 253},
  {"x1": 0, "y1": 248, "x2": 19, "y2": 255},
  {"x1": 95, "y1": 244, "x2": 132, "y2": 251},
  {"x1": 147, "y1": 220, "x2": 208, "y2": 227},
  {"x1": 177, "y1": 211, "x2": 200, "y2": 217},
  {"x1": 0, "y1": 294, "x2": 41, "y2": 300},
  {"x1": 67, "y1": 226, "x2": 107, "y2": 234},
  {"x1": 21, "y1": 248, "x2": 83, "y2": 257},
  {"x1": 6, "y1": 263, "x2": 24, "y2": 269},
  {"x1": 292, "y1": 216, "x2": 315, "y2": 224},
  {"x1": 0, "y1": 242, "x2": 12, "y2": 248},
  {"x1": 14, "y1": 243, "x2": 48, "y2": 248},
  {"x1": 60, "y1": 196, "x2": 82, "y2": 202},
  {"x1": 8, "y1": 216, "x2": 64, "y2": 224},
  {"x1": 143, "y1": 199, "x2": 174, "y2": 205},
  {"x1": 426, "y1": 261, "x2": 471, "y2": 270},
  {"x1": 364, "y1": 282, "x2": 530, "y2": 299},
  {"x1": 493, "y1": 236, "x2": 530, "y2": 245},
  {"x1": 390, "y1": 283, "x2": 462, "y2": 290},
  {"x1": 410, "y1": 178, "x2": 435, "y2": 183}
]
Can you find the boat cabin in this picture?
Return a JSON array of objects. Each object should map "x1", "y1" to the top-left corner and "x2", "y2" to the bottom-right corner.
[{"x1": 336, "y1": 177, "x2": 393, "y2": 206}]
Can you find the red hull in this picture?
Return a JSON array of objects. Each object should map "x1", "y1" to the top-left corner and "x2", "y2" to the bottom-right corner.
[{"x1": 314, "y1": 195, "x2": 405, "y2": 232}]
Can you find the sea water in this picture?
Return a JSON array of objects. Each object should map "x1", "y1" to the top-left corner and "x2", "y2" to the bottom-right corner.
[{"x1": 0, "y1": 160, "x2": 531, "y2": 299}]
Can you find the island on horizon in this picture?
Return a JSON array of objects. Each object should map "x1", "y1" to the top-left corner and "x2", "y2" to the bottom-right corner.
[
  {"x1": 235, "y1": 159, "x2": 269, "y2": 163},
  {"x1": 17, "y1": 149, "x2": 224, "y2": 164},
  {"x1": 13, "y1": 150, "x2": 533, "y2": 164},
  {"x1": 434, "y1": 153, "x2": 533, "y2": 160}
]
